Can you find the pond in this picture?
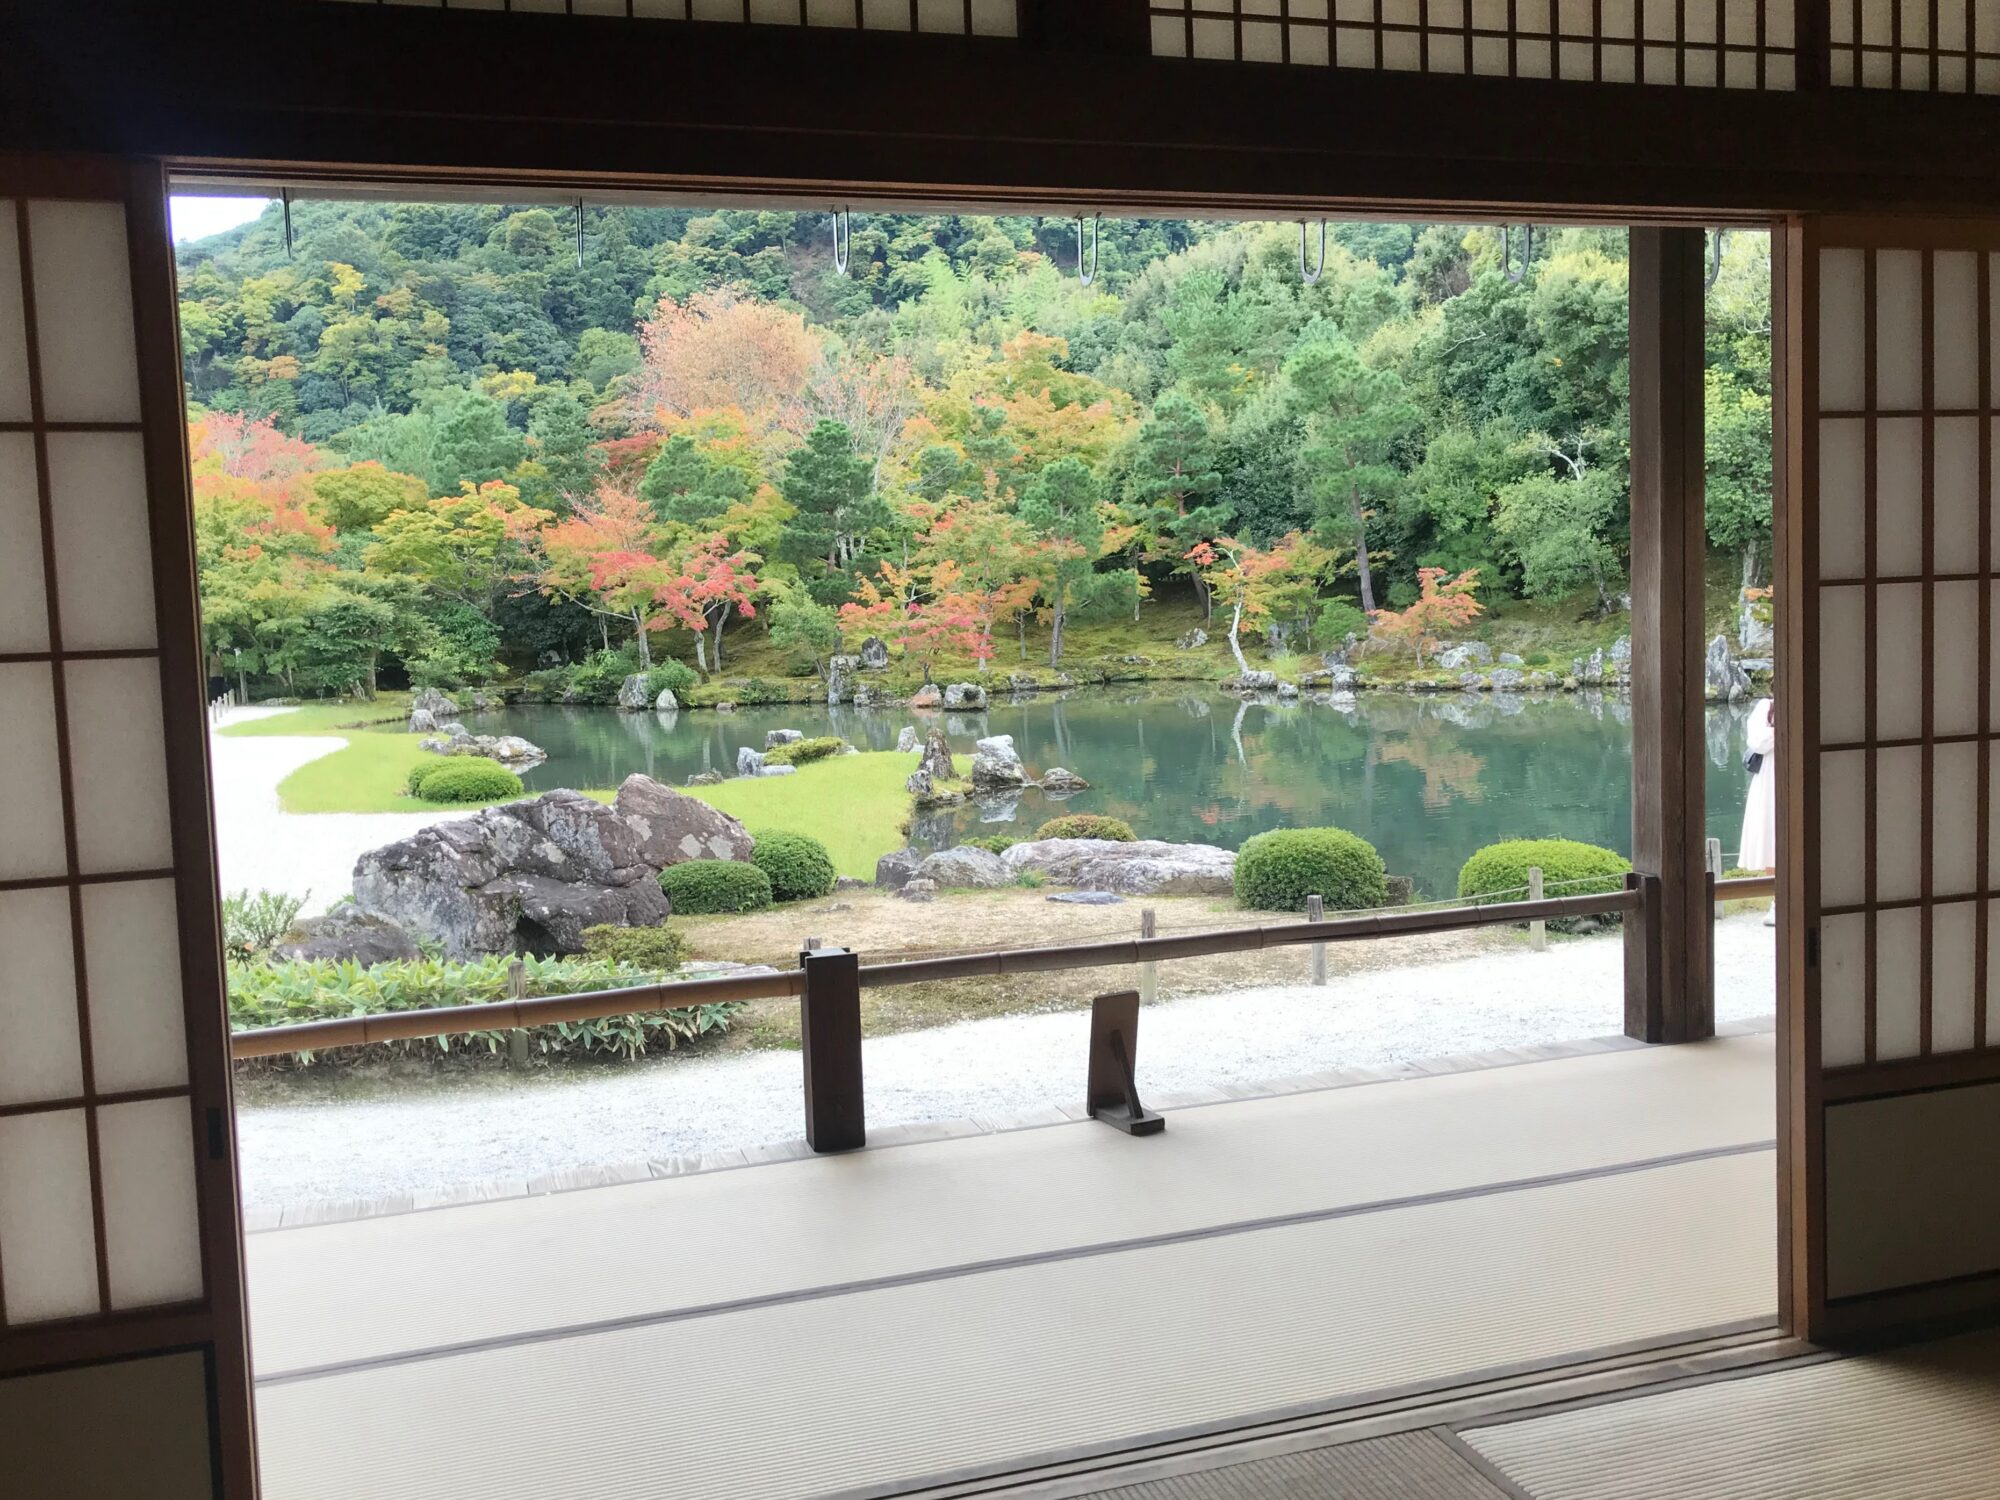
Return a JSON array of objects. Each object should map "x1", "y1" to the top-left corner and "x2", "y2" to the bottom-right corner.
[{"x1": 469, "y1": 690, "x2": 1757, "y2": 901}]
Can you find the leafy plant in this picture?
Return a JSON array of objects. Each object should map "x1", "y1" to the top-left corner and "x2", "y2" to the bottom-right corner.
[
  {"x1": 645, "y1": 659, "x2": 699, "y2": 700},
  {"x1": 412, "y1": 759, "x2": 524, "y2": 803},
  {"x1": 1035, "y1": 814, "x2": 1137, "y2": 842},
  {"x1": 961, "y1": 835, "x2": 1018, "y2": 854},
  {"x1": 763, "y1": 735, "x2": 847, "y2": 766},
  {"x1": 228, "y1": 952, "x2": 736, "y2": 1065},
  {"x1": 659, "y1": 859, "x2": 774, "y2": 914},
  {"x1": 736, "y1": 676, "x2": 786, "y2": 705},
  {"x1": 1234, "y1": 827, "x2": 1387, "y2": 912},
  {"x1": 1457, "y1": 837, "x2": 1631, "y2": 932},
  {"x1": 564, "y1": 648, "x2": 643, "y2": 704},
  {"x1": 1014, "y1": 869, "x2": 1047, "y2": 888},
  {"x1": 222, "y1": 889, "x2": 310, "y2": 961},
  {"x1": 750, "y1": 831, "x2": 838, "y2": 902},
  {"x1": 580, "y1": 923, "x2": 689, "y2": 969}
]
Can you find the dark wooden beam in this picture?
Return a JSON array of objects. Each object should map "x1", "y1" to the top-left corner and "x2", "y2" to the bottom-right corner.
[{"x1": 1626, "y1": 226, "x2": 1713, "y2": 1045}]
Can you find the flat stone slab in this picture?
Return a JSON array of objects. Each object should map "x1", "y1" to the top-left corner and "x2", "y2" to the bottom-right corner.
[{"x1": 1047, "y1": 890, "x2": 1124, "y2": 905}]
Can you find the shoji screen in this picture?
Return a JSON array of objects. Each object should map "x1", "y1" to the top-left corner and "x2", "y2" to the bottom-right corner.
[
  {"x1": 0, "y1": 158, "x2": 255, "y2": 1496},
  {"x1": 1785, "y1": 216, "x2": 2000, "y2": 1341}
]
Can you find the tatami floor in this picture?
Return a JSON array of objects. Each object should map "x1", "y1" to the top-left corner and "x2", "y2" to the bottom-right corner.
[{"x1": 247, "y1": 1032, "x2": 1778, "y2": 1500}]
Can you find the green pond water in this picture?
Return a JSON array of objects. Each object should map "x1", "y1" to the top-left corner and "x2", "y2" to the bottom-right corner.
[{"x1": 468, "y1": 690, "x2": 1756, "y2": 900}]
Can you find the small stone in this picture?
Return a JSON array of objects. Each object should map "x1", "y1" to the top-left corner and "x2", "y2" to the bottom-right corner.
[
  {"x1": 1176, "y1": 628, "x2": 1208, "y2": 650},
  {"x1": 834, "y1": 875, "x2": 867, "y2": 892},
  {"x1": 1276, "y1": 681, "x2": 1300, "y2": 700},
  {"x1": 756, "y1": 764, "x2": 797, "y2": 777},
  {"x1": 1498, "y1": 652, "x2": 1525, "y2": 666},
  {"x1": 1039, "y1": 767, "x2": 1090, "y2": 793},
  {"x1": 1047, "y1": 890, "x2": 1123, "y2": 905},
  {"x1": 860, "y1": 637, "x2": 889, "y2": 670},
  {"x1": 897, "y1": 725, "x2": 921, "y2": 754},
  {"x1": 897, "y1": 877, "x2": 939, "y2": 903},
  {"x1": 685, "y1": 770, "x2": 724, "y2": 786}
]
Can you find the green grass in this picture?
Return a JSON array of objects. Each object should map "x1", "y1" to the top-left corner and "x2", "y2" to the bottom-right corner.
[
  {"x1": 221, "y1": 695, "x2": 531, "y2": 815},
  {"x1": 685, "y1": 750, "x2": 961, "y2": 880}
]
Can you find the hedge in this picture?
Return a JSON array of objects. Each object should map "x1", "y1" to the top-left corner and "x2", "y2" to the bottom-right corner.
[
  {"x1": 580, "y1": 923, "x2": 689, "y2": 969},
  {"x1": 1234, "y1": 827, "x2": 1387, "y2": 912},
  {"x1": 412, "y1": 759, "x2": 523, "y2": 803},
  {"x1": 1035, "y1": 814, "x2": 1137, "y2": 842},
  {"x1": 1456, "y1": 838, "x2": 1631, "y2": 931},
  {"x1": 751, "y1": 831, "x2": 838, "y2": 902},
  {"x1": 763, "y1": 736, "x2": 847, "y2": 766},
  {"x1": 228, "y1": 953, "x2": 735, "y2": 1066},
  {"x1": 659, "y1": 858, "x2": 773, "y2": 914}
]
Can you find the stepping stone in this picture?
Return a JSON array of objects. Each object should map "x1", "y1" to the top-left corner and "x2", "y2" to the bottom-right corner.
[{"x1": 1048, "y1": 890, "x2": 1123, "y2": 905}]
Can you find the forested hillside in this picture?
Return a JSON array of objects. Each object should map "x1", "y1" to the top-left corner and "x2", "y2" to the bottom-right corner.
[{"x1": 176, "y1": 200, "x2": 1771, "y2": 696}]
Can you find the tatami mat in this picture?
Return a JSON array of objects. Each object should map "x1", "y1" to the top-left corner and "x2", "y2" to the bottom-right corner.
[
  {"x1": 247, "y1": 1034, "x2": 1774, "y2": 1377},
  {"x1": 1071, "y1": 1430, "x2": 1516, "y2": 1498},
  {"x1": 254, "y1": 1151, "x2": 1773, "y2": 1500},
  {"x1": 1464, "y1": 1330, "x2": 2000, "y2": 1499}
]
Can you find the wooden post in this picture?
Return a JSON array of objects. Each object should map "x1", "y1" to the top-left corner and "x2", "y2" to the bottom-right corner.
[
  {"x1": 1138, "y1": 907, "x2": 1157, "y2": 1004},
  {"x1": 1306, "y1": 894, "x2": 1327, "y2": 984},
  {"x1": 1527, "y1": 867, "x2": 1547, "y2": 951},
  {"x1": 800, "y1": 945, "x2": 864, "y2": 1152},
  {"x1": 506, "y1": 957, "x2": 529, "y2": 1068},
  {"x1": 1625, "y1": 227, "x2": 1714, "y2": 1044}
]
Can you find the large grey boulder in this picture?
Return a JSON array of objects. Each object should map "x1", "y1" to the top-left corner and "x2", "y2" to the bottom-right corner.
[
  {"x1": 1227, "y1": 670, "x2": 1278, "y2": 692},
  {"x1": 654, "y1": 687, "x2": 679, "y2": 713},
  {"x1": 353, "y1": 789, "x2": 669, "y2": 958},
  {"x1": 826, "y1": 654, "x2": 860, "y2": 706},
  {"x1": 1705, "y1": 633, "x2": 1751, "y2": 702},
  {"x1": 875, "y1": 847, "x2": 924, "y2": 890},
  {"x1": 917, "y1": 846, "x2": 1013, "y2": 889},
  {"x1": 1489, "y1": 668, "x2": 1526, "y2": 692},
  {"x1": 860, "y1": 636, "x2": 889, "y2": 670},
  {"x1": 736, "y1": 745, "x2": 765, "y2": 777},
  {"x1": 896, "y1": 725, "x2": 921, "y2": 754},
  {"x1": 616, "y1": 674, "x2": 652, "y2": 711},
  {"x1": 408, "y1": 707, "x2": 438, "y2": 735},
  {"x1": 969, "y1": 734, "x2": 1029, "y2": 791},
  {"x1": 1002, "y1": 838, "x2": 1236, "y2": 896},
  {"x1": 766, "y1": 728, "x2": 804, "y2": 748},
  {"x1": 1040, "y1": 767, "x2": 1090, "y2": 794},
  {"x1": 943, "y1": 681, "x2": 988, "y2": 710},
  {"x1": 613, "y1": 774, "x2": 754, "y2": 865},
  {"x1": 272, "y1": 906, "x2": 419, "y2": 967},
  {"x1": 411, "y1": 686, "x2": 459, "y2": 720},
  {"x1": 916, "y1": 728, "x2": 956, "y2": 785},
  {"x1": 1435, "y1": 642, "x2": 1493, "y2": 670}
]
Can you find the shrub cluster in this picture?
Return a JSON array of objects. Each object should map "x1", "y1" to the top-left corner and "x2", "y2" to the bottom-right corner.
[
  {"x1": 1035, "y1": 814, "x2": 1137, "y2": 842},
  {"x1": 1456, "y1": 838, "x2": 1630, "y2": 931},
  {"x1": 763, "y1": 736, "x2": 847, "y2": 766},
  {"x1": 564, "y1": 648, "x2": 642, "y2": 704},
  {"x1": 736, "y1": 676, "x2": 788, "y2": 704},
  {"x1": 222, "y1": 889, "x2": 308, "y2": 961},
  {"x1": 580, "y1": 923, "x2": 689, "y2": 969},
  {"x1": 961, "y1": 835, "x2": 1018, "y2": 854},
  {"x1": 659, "y1": 858, "x2": 774, "y2": 914},
  {"x1": 410, "y1": 758, "x2": 524, "y2": 804},
  {"x1": 228, "y1": 952, "x2": 735, "y2": 1066},
  {"x1": 751, "y1": 831, "x2": 838, "y2": 902},
  {"x1": 645, "y1": 660, "x2": 698, "y2": 699},
  {"x1": 1234, "y1": 827, "x2": 1388, "y2": 912}
]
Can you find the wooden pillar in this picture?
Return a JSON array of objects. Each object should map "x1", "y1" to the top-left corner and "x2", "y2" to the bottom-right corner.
[
  {"x1": 1625, "y1": 227, "x2": 1714, "y2": 1044},
  {"x1": 800, "y1": 945, "x2": 864, "y2": 1152}
]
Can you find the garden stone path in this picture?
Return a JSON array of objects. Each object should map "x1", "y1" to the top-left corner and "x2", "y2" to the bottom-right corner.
[
  {"x1": 211, "y1": 708, "x2": 472, "y2": 915},
  {"x1": 233, "y1": 912, "x2": 1779, "y2": 1213}
]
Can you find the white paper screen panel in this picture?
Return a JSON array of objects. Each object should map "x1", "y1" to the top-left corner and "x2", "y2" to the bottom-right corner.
[
  {"x1": 1811, "y1": 238, "x2": 2000, "y2": 1073},
  {"x1": 0, "y1": 193, "x2": 205, "y2": 1332},
  {"x1": 1832, "y1": 0, "x2": 2000, "y2": 92},
  {"x1": 321, "y1": 0, "x2": 1018, "y2": 34},
  {"x1": 1148, "y1": 0, "x2": 1796, "y2": 86}
]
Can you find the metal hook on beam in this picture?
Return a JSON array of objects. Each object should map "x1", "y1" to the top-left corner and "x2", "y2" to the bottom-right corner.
[
  {"x1": 576, "y1": 198, "x2": 586, "y2": 271},
  {"x1": 1300, "y1": 219, "x2": 1327, "y2": 286},
  {"x1": 281, "y1": 187, "x2": 294, "y2": 260},
  {"x1": 1501, "y1": 223, "x2": 1533, "y2": 283},
  {"x1": 830, "y1": 206, "x2": 850, "y2": 276},
  {"x1": 1706, "y1": 228, "x2": 1726, "y2": 293},
  {"x1": 1076, "y1": 212, "x2": 1099, "y2": 287}
]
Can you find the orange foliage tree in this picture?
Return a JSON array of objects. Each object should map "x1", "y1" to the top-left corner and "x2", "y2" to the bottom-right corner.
[
  {"x1": 632, "y1": 289, "x2": 819, "y2": 435},
  {"x1": 1368, "y1": 567, "x2": 1485, "y2": 666},
  {"x1": 1185, "y1": 532, "x2": 1334, "y2": 676}
]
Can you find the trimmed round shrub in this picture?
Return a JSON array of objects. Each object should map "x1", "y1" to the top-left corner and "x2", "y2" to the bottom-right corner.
[
  {"x1": 763, "y1": 736, "x2": 847, "y2": 766},
  {"x1": 659, "y1": 859, "x2": 773, "y2": 915},
  {"x1": 751, "y1": 831, "x2": 838, "y2": 902},
  {"x1": 1035, "y1": 814, "x2": 1137, "y2": 843},
  {"x1": 1234, "y1": 827, "x2": 1387, "y2": 913},
  {"x1": 412, "y1": 759, "x2": 523, "y2": 804},
  {"x1": 580, "y1": 923, "x2": 689, "y2": 971},
  {"x1": 1457, "y1": 838, "x2": 1631, "y2": 931},
  {"x1": 405, "y1": 756, "x2": 451, "y2": 796}
]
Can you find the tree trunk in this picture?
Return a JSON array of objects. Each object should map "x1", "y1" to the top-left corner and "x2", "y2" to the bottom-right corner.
[
  {"x1": 632, "y1": 611, "x2": 652, "y2": 669},
  {"x1": 1227, "y1": 598, "x2": 1249, "y2": 674},
  {"x1": 694, "y1": 634, "x2": 708, "y2": 673},
  {"x1": 711, "y1": 608, "x2": 727, "y2": 669},
  {"x1": 1195, "y1": 573, "x2": 1212, "y2": 622},
  {"x1": 599, "y1": 617, "x2": 610, "y2": 652},
  {"x1": 1741, "y1": 540, "x2": 1767, "y2": 590},
  {"x1": 1048, "y1": 587, "x2": 1066, "y2": 667},
  {"x1": 1352, "y1": 498, "x2": 1377, "y2": 616}
]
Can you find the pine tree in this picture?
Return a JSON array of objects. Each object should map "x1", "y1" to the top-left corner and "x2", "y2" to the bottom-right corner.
[
  {"x1": 1018, "y1": 456, "x2": 1104, "y2": 667},
  {"x1": 778, "y1": 419, "x2": 886, "y2": 577}
]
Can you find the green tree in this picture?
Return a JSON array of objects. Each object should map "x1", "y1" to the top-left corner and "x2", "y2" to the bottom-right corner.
[
  {"x1": 767, "y1": 589, "x2": 843, "y2": 676},
  {"x1": 428, "y1": 392, "x2": 525, "y2": 495},
  {"x1": 306, "y1": 462, "x2": 427, "y2": 532},
  {"x1": 779, "y1": 419, "x2": 886, "y2": 575},
  {"x1": 640, "y1": 434, "x2": 750, "y2": 530},
  {"x1": 527, "y1": 392, "x2": 603, "y2": 511},
  {"x1": 1121, "y1": 388, "x2": 1229, "y2": 619},
  {"x1": 1706, "y1": 370, "x2": 1773, "y2": 587},
  {"x1": 1017, "y1": 455, "x2": 1104, "y2": 667},
  {"x1": 1494, "y1": 458, "x2": 1626, "y2": 610}
]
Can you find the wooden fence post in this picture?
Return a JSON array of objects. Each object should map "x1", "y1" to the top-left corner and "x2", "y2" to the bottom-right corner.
[
  {"x1": 506, "y1": 957, "x2": 529, "y2": 1068},
  {"x1": 1306, "y1": 894, "x2": 1327, "y2": 984},
  {"x1": 800, "y1": 945, "x2": 864, "y2": 1152},
  {"x1": 1527, "y1": 867, "x2": 1547, "y2": 951},
  {"x1": 1138, "y1": 907, "x2": 1157, "y2": 1004}
]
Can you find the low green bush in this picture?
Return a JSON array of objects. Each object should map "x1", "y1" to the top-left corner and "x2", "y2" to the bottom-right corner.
[
  {"x1": 228, "y1": 952, "x2": 735, "y2": 1065},
  {"x1": 659, "y1": 859, "x2": 774, "y2": 914},
  {"x1": 1035, "y1": 814, "x2": 1137, "y2": 842},
  {"x1": 1015, "y1": 869, "x2": 1047, "y2": 888},
  {"x1": 413, "y1": 759, "x2": 524, "y2": 804},
  {"x1": 737, "y1": 676, "x2": 786, "y2": 705},
  {"x1": 222, "y1": 889, "x2": 309, "y2": 961},
  {"x1": 405, "y1": 755, "x2": 450, "y2": 796},
  {"x1": 763, "y1": 735, "x2": 847, "y2": 766},
  {"x1": 1234, "y1": 827, "x2": 1388, "y2": 912},
  {"x1": 645, "y1": 660, "x2": 698, "y2": 699},
  {"x1": 962, "y1": 835, "x2": 1018, "y2": 854},
  {"x1": 751, "y1": 831, "x2": 838, "y2": 902},
  {"x1": 1456, "y1": 838, "x2": 1631, "y2": 931},
  {"x1": 565, "y1": 648, "x2": 641, "y2": 704},
  {"x1": 580, "y1": 923, "x2": 689, "y2": 969},
  {"x1": 1523, "y1": 651, "x2": 1552, "y2": 667}
]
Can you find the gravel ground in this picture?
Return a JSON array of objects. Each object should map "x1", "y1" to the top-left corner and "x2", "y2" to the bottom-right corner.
[
  {"x1": 210, "y1": 710, "x2": 472, "y2": 915},
  {"x1": 234, "y1": 912, "x2": 1778, "y2": 1209}
]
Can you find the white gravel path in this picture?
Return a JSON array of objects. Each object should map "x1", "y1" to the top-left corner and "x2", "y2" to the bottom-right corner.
[
  {"x1": 210, "y1": 709, "x2": 472, "y2": 915},
  {"x1": 234, "y1": 912, "x2": 1777, "y2": 1209}
]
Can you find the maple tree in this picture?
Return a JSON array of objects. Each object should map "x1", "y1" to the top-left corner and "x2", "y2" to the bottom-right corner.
[
  {"x1": 631, "y1": 288, "x2": 819, "y2": 434},
  {"x1": 1367, "y1": 567, "x2": 1485, "y2": 666},
  {"x1": 538, "y1": 486, "x2": 676, "y2": 666},
  {"x1": 840, "y1": 560, "x2": 986, "y2": 681},
  {"x1": 1185, "y1": 533, "x2": 1335, "y2": 675}
]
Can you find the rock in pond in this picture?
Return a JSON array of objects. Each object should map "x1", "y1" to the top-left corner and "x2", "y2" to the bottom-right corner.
[
  {"x1": 916, "y1": 728, "x2": 956, "y2": 784},
  {"x1": 875, "y1": 847, "x2": 924, "y2": 890},
  {"x1": 910, "y1": 684, "x2": 942, "y2": 709},
  {"x1": 272, "y1": 907, "x2": 419, "y2": 966},
  {"x1": 897, "y1": 725, "x2": 921, "y2": 754},
  {"x1": 736, "y1": 745, "x2": 765, "y2": 777},
  {"x1": 352, "y1": 789, "x2": 670, "y2": 958},
  {"x1": 860, "y1": 636, "x2": 889, "y2": 670},
  {"x1": 970, "y1": 733, "x2": 1029, "y2": 791},
  {"x1": 826, "y1": 654, "x2": 860, "y2": 706},
  {"x1": 411, "y1": 686, "x2": 459, "y2": 720},
  {"x1": 1002, "y1": 838, "x2": 1236, "y2": 896},
  {"x1": 1226, "y1": 670, "x2": 1278, "y2": 692},
  {"x1": 614, "y1": 773, "x2": 754, "y2": 864},
  {"x1": 1039, "y1": 767, "x2": 1090, "y2": 794},
  {"x1": 916, "y1": 846, "x2": 1013, "y2": 889},
  {"x1": 654, "y1": 688, "x2": 679, "y2": 713},
  {"x1": 943, "y1": 681, "x2": 988, "y2": 710},
  {"x1": 408, "y1": 707, "x2": 438, "y2": 735},
  {"x1": 766, "y1": 728, "x2": 804, "y2": 748},
  {"x1": 616, "y1": 674, "x2": 652, "y2": 711}
]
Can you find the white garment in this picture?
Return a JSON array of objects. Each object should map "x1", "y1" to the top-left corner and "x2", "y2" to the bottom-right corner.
[{"x1": 1738, "y1": 698, "x2": 1778, "y2": 871}]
